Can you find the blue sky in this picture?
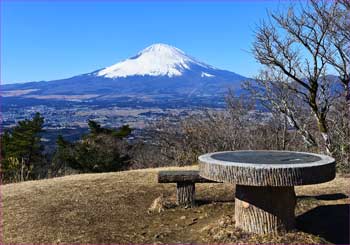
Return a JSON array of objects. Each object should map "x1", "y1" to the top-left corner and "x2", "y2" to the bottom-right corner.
[{"x1": 1, "y1": 1, "x2": 289, "y2": 84}]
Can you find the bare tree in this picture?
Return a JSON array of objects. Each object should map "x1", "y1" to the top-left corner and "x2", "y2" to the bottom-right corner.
[
  {"x1": 145, "y1": 94, "x2": 305, "y2": 167},
  {"x1": 252, "y1": 0, "x2": 348, "y2": 155},
  {"x1": 312, "y1": 0, "x2": 350, "y2": 109},
  {"x1": 244, "y1": 70, "x2": 319, "y2": 149}
]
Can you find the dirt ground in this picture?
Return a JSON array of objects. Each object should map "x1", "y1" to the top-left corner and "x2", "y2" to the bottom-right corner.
[{"x1": 2, "y1": 166, "x2": 350, "y2": 244}]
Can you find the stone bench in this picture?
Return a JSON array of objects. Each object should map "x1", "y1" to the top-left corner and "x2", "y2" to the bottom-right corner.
[{"x1": 158, "y1": 170, "x2": 219, "y2": 207}]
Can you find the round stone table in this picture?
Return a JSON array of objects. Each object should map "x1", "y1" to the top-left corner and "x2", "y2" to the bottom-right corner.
[{"x1": 198, "y1": 150, "x2": 335, "y2": 234}]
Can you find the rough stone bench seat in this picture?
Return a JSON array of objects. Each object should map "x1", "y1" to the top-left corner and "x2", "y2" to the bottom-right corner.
[{"x1": 158, "y1": 170, "x2": 219, "y2": 207}]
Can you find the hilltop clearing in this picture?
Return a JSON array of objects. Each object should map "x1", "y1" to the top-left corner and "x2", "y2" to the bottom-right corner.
[{"x1": 2, "y1": 166, "x2": 349, "y2": 244}]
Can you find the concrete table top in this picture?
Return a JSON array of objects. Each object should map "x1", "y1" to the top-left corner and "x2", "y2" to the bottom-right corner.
[{"x1": 199, "y1": 150, "x2": 336, "y2": 186}]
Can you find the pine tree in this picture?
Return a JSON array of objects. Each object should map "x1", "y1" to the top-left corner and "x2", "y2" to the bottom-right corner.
[
  {"x1": 1, "y1": 112, "x2": 45, "y2": 182},
  {"x1": 51, "y1": 135, "x2": 76, "y2": 177},
  {"x1": 52, "y1": 121, "x2": 132, "y2": 173}
]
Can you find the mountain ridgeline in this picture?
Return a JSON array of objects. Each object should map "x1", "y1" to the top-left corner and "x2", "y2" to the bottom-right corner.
[{"x1": 2, "y1": 44, "x2": 248, "y2": 106}]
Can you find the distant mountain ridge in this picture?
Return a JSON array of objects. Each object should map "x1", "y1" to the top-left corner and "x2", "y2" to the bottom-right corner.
[{"x1": 2, "y1": 43, "x2": 249, "y2": 103}]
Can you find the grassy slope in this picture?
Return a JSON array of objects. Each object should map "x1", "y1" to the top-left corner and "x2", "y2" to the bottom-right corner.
[{"x1": 2, "y1": 166, "x2": 350, "y2": 244}]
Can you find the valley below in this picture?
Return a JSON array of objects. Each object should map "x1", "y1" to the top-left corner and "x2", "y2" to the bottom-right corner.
[{"x1": 1, "y1": 94, "x2": 228, "y2": 151}]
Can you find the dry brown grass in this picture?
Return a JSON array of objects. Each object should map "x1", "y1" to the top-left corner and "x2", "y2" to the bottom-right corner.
[{"x1": 2, "y1": 166, "x2": 349, "y2": 244}]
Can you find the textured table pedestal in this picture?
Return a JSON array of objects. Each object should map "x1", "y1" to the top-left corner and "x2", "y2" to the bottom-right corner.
[
  {"x1": 235, "y1": 185, "x2": 296, "y2": 233},
  {"x1": 199, "y1": 150, "x2": 336, "y2": 234}
]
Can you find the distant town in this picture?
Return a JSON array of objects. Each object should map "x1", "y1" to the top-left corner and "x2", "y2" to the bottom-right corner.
[{"x1": 1, "y1": 98, "x2": 229, "y2": 150}]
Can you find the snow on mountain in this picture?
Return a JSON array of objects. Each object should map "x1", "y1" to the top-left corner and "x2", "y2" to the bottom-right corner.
[
  {"x1": 96, "y1": 43, "x2": 213, "y2": 78},
  {"x1": 201, "y1": 72, "x2": 215, "y2": 78}
]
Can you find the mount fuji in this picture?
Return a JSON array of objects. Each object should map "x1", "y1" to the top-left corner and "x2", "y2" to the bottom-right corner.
[{"x1": 2, "y1": 43, "x2": 249, "y2": 107}]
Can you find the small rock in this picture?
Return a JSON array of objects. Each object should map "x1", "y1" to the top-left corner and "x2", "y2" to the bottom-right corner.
[
  {"x1": 180, "y1": 215, "x2": 186, "y2": 220},
  {"x1": 219, "y1": 220, "x2": 226, "y2": 226},
  {"x1": 148, "y1": 196, "x2": 166, "y2": 213}
]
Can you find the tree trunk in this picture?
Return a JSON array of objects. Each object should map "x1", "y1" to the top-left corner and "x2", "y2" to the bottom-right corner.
[
  {"x1": 235, "y1": 185, "x2": 296, "y2": 234},
  {"x1": 282, "y1": 115, "x2": 287, "y2": 150},
  {"x1": 176, "y1": 182, "x2": 195, "y2": 207},
  {"x1": 316, "y1": 115, "x2": 333, "y2": 155},
  {"x1": 345, "y1": 81, "x2": 350, "y2": 116}
]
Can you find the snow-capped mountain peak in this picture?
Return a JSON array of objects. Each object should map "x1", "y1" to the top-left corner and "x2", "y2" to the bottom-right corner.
[
  {"x1": 139, "y1": 43, "x2": 187, "y2": 57},
  {"x1": 2, "y1": 42, "x2": 247, "y2": 105},
  {"x1": 96, "y1": 43, "x2": 212, "y2": 78}
]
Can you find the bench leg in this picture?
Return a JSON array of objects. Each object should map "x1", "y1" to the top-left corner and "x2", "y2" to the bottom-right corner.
[{"x1": 176, "y1": 182, "x2": 195, "y2": 207}]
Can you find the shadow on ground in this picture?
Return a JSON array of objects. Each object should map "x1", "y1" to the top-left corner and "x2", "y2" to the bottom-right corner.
[
  {"x1": 195, "y1": 199, "x2": 234, "y2": 206},
  {"x1": 298, "y1": 193, "x2": 348, "y2": 201},
  {"x1": 296, "y1": 204, "x2": 350, "y2": 244}
]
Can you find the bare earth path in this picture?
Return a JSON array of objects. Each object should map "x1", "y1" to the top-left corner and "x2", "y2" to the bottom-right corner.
[{"x1": 2, "y1": 166, "x2": 349, "y2": 244}]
